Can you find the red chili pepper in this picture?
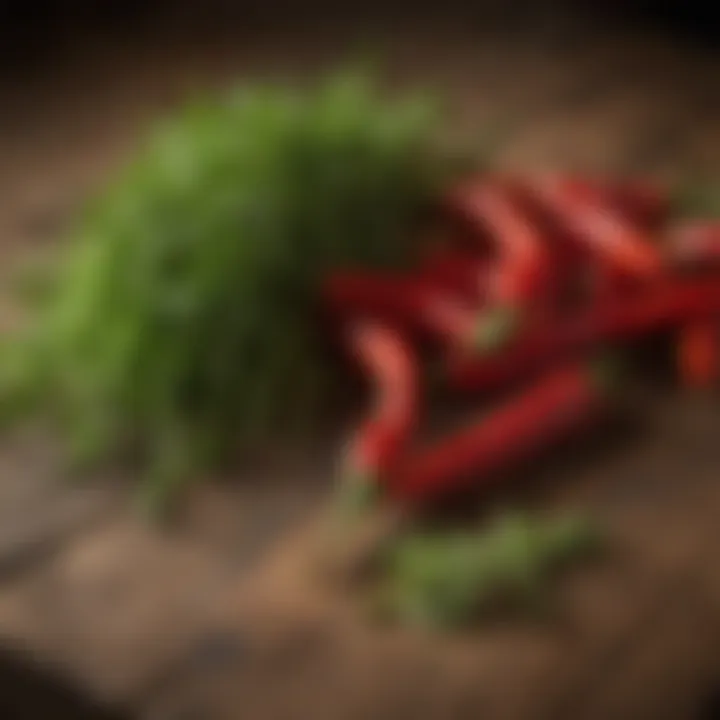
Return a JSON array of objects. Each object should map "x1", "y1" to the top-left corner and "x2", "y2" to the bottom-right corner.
[
  {"x1": 603, "y1": 179, "x2": 668, "y2": 230},
  {"x1": 677, "y1": 320, "x2": 718, "y2": 388},
  {"x1": 529, "y1": 176, "x2": 663, "y2": 282},
  {"x1": 323, "y1": 271, "x2": 483, "y2": 348},
  {"x1": 554, "y1": 177, "x2": 668, "y2": 293},
  {"x1": 504, "y1": 179, "x2": 594, "y2": 311},
  {"x1": 342, "y1": 322, "x2": 419, "y2": 490},
  {"x1": 446, "y1": 180, "x2": 551, "y2": 348},
  {"x1": 667, "y1": 221, "x2": 720, "y2": 267},
  {"x1": 417, "y1": 247, "x2": 490, "y2": 304},
  {"x1": 388, "y1": 362, "x2": 608, "y2": 503},
  {"x1": 447, "y1": 276, "x2": 720, "y2": 392},
  {"x1": 448, "y1": 180, "x2": 549, "y2": 300}
]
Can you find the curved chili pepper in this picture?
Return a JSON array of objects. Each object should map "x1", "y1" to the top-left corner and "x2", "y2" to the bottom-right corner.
[
  {"x1": 446, "y1": 180, "x2": 551, "y2": 349},
  {"x1": 389, "y1": 362, "x2": 609, "y2": 504},
  {"x1": 341, "y1": 321, "x2": 419, "y2": 499},
  {"x1": 528, "y1": 176, "x2": 663, "y2": 282},
  {"x1": 447, "y1": 276, "x2": 720, "y2": 393},
  {"x1": 323, "y1": 271, "x2": 486, "y2": 348}
]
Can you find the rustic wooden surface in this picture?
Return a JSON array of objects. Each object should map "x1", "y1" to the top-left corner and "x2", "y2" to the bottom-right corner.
[{"x1": 1, "y1": 10, "x2": 720, "y2": 719}]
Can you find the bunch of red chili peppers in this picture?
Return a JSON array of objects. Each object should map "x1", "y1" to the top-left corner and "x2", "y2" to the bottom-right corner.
[{"x1": 323, "y1": 174, "x2": 720, "y2": 507}]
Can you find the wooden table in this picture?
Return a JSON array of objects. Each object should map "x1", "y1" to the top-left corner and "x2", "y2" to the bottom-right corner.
[{"x1": 1, "y1": 10, "x2": 720, "y2": 719}]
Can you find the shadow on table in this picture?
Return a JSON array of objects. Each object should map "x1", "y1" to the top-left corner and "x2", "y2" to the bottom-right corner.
[{"x1": 0, "y1": 641, "x2": 132, "y2": 720}]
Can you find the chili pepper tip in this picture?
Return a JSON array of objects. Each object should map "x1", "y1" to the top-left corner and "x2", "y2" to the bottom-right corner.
[{"x1": 472, "y1": 306, "x2": 520, "y2": 353}]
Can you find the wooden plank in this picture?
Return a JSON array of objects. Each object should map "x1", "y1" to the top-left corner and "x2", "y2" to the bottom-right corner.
[
  {"x1": 0, "y1": 432, "x2": 118, "y2": 581},
  {"x1": 0, "y1": 514, "x2": 233, "y2": 703},
  {"x1": 142, "y1": 388, "x2": 720, "y2": 720},
  {"x1": 572, "y1": 592, "x2": 720, "y2": 720},
  {"x1": 142, "y1": 511, "x2": 571, "y2": 720}
]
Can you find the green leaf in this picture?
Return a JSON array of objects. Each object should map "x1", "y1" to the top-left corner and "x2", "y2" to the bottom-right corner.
[{"x1": 382, "y1": 512, "x2": 602, "y2": 629}]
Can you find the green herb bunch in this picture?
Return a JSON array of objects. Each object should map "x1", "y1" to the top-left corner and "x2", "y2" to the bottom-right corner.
[
  {"x1": 0, "y1": 70, "x2": 446, "y2": 512},
  {"x1": 376, "y1": 512, "x2": 600, "y2": 628}
]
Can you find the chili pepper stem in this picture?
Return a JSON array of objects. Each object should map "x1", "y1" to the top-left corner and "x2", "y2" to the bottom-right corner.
[
  {"x1": 319, "y1": 501, "x2": 409, "y2": 584},
  {"x1": 336, "y1": 468, "x2": 384, "y2": 516},
  {"x1": 473, "y1": 306, "x2": 521, "y2": 352}
]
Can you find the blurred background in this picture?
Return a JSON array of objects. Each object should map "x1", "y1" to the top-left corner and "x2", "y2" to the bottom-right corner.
[{"x1": 1, "y1": 2, "x2": 720, "y2": 719}]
